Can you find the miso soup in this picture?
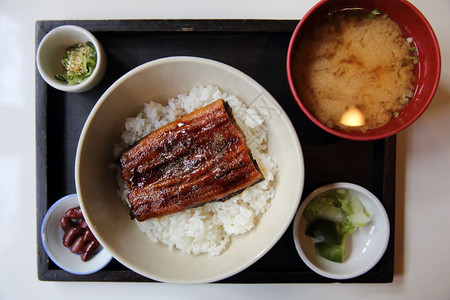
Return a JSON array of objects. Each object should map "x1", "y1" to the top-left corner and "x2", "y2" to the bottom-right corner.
[{"x1": 291, "y1": 8, "x2": 416, "y2": 132}]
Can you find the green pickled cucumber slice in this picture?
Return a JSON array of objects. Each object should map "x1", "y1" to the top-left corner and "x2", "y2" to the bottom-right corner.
[
  {"x1": 305, "y1": 219, "x2": 341, "y2": 245},
  {"x1": 314, "y1": 241, "x2": 345, "y2": 263}
]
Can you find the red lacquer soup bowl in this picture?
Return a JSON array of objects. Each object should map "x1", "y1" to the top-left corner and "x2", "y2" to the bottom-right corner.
[{"x1": 287, "y1": 0, "x2": 441, "y2": 141}]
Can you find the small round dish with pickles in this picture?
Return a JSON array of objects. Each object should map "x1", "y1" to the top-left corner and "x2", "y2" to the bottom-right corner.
[{"x1": 293, "y1": 182, "x2": 389, "y2": 280}]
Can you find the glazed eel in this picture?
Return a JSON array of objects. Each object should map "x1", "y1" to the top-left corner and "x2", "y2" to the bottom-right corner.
[{"x1": 119, "y1": 99, "x2": 264, "y2": 221}]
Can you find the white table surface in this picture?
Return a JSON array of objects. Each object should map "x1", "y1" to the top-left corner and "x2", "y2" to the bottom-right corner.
[{"x1": 1, "y1": 0, "x2": 449, "y2": 299}]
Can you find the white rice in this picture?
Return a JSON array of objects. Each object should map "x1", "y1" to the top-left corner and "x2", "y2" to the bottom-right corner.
[{"x1": 114, "y1": 85, "x2": 278, "y2": 256}]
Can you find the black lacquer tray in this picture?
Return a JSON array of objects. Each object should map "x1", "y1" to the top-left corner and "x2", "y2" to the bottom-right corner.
[{"x1": 36, "y1": 19, "x2": 395, "y2": 283}]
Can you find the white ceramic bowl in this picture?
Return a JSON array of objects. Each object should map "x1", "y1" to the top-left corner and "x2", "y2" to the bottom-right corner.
[
  {"x1": 293, "y1": 182, "x2": 390, "y2": 280},
  {"x1": 75, "y1": 56, "x2": 304, "y2": 283},
  {"x1": 36, "y1": 25, "x2": 106, "y2": 93},
  {"x1": 41, "y1": 194, "x2": 112, "y2": 275}
]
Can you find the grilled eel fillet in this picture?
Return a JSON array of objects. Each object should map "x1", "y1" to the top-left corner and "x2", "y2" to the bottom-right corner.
[{"x1": 120, "y1": 99, "x2": 264, "y2": 221}]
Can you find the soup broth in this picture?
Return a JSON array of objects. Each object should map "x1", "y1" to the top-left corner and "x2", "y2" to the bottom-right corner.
[{"x1": 292, "y1": 8, "x2": 416, "y2": 132}]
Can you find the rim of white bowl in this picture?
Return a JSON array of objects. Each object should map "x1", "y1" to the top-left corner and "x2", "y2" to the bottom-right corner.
[
  {"x1": 41, "y1": 194, "x2": 113, "y2": 275},
  {"x1": 293, "y1": 182, "x2": 390, "y2": 279},
  {"x1": 75, "y1": 56, "x2": 305, "y2": 283},
  {"x1": 36, "y1": 25, "x2": 106, "y2": 93}
]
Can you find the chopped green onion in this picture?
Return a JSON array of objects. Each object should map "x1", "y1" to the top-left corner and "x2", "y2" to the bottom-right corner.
[
  {"x1": 367, "y1": 9, "x2": 382, "y2": 19},
  {"x1": 406, "y1": 90, "x2": 414, "y2": 98},
  {"x1": 409, "y1": 46, "x2": 417, "y2": 52},
  {"x1": 393, "y1": 111, "x2": 399, "y2": 118},
  {"x1": 372, "y1": 9, "x2": 381, "y2": 15},
  {"x1": 410, "y1": 56, "x2": 419, "y2": 64}
]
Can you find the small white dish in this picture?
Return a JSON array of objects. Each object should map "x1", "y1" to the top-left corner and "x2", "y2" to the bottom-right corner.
[
  {"x1": 41, "y1": 194, "x2": 112, "y2": 275},
  {"x1": 36, "y1": 25, "x2": 106, "y2": 93},
  {"x1": 293, "y1": 182, "x2": 390, "y2": 280}
]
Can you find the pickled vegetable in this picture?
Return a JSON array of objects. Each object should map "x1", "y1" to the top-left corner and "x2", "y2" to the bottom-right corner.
[
  {"x1": 315, "y1": 241, "x2": 345, "y2": 263},
  {"x1": 55, "y1": 41, "x2": 97, "y2": 85},
  {"x1": 305, "y1": 219, "x2": 341, "y2": 245},
  {"x1": 304, "y1": 188, "x2": 371, "y2": 262}
]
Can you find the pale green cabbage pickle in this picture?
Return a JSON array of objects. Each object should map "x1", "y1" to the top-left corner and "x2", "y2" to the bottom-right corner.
[{"x1": 304, "y1": 188, "x2": 371, "y2": 262}]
